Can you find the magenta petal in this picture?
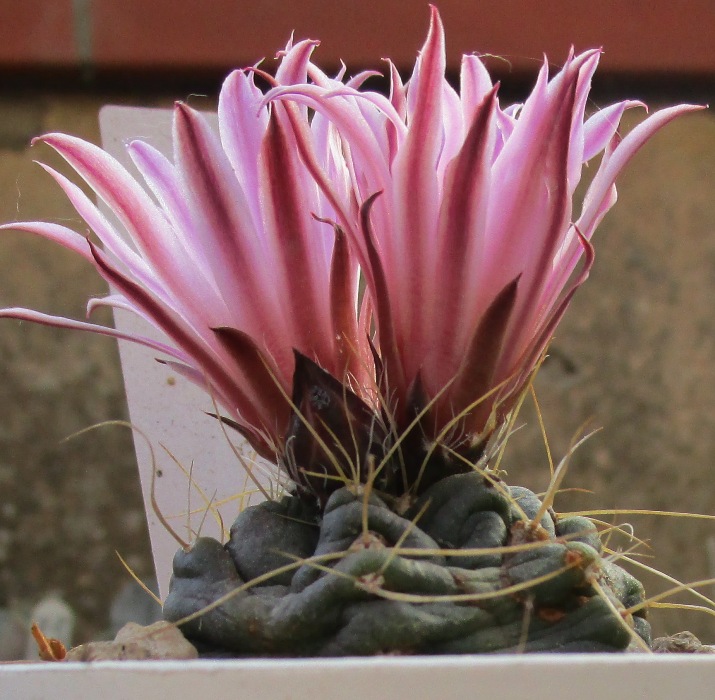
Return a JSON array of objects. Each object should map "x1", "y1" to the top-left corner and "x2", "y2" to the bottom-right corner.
[
  {"x1": 443, "y1": 275, "x2": 520, "y2": 435},
  {"x1": 460, "y1": 54, "x2": 493, "y2": 122},
  {"x1": 579, "y1": 104, "x2": 704, "y2": 237},
  {"x1": 39, "y1": 133, "x2": 181, "y2": 273},
  {"x1": 0, "y1": 307, "x2": 188, "y2": 361},
  {"x1": 211, "y1": 326, "x2": 290, "y2": 444},
  {"x1": 582, "y1": 100, "x2": 644, "y2": 162},
  {"x1": 0, "y1": 221, "x2": 92, "y2": 261},
  {"x1": 275, "y1": 39, "x2": 319, "y2": 85},
  {"x1": 87, "y1": 240, "x2": 254, "y2": 418},
  {"x1": 358, "y1": 193, "x2": 404, "y2": 406},
  {"x1": 426, "y1": 86, "x2": 499, "y2": 387},
  {"x1": 218, "y1": 70, "x2": 268, "y2": 229},
  {"x1": 40, "y1": 133, "x2": 225, "y2": 329},
  {"x1": 495, "y1": 235, "x2": 595, "y2": 424},
  {"x1": 257, "y1": 111, "x2": 334, "y2": 360},
  {"x1": 173, "y1": 103, "x2": 296, "y2": 361},
  {"x1": 390, "y1": 4, "x2": 446, "y2": 372},
  {"x1": 328, "y1": 223, "x2": 362, "y2": 383},
  {"x1": 501, "y1": 76, "x2": 578, "y2": 364},
  {"x1": 3, "y1": 6, "x2": 700, "y2": 496},
  {"x1": 36, "y1": 163, "x2": 154, "y2": 283}
]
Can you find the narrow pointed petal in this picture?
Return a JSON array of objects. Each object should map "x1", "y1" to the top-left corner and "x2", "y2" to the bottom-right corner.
[
  {"x1": 0, "y1": 307, "x2": 188, "y2": 361},
  {"x1": 495, "y1": 235, "x2": 595, "y2": 424},
  {"x1": 428, "y1": 86, "x2": 498, "y2": 380},
  {"x1": 39, "y1": 134, "x2": 181, "y2": 272},
  {"x1": 39, "y1": 133, "x2": 230, "y2": 332},
  {"x1": 211, "y1": 326, "x2": 290, "y2": 442},
  {"x1": 578, "y1": 104, "x2": 704, "y2": 237},
  {"x1": 582, "y1": 100, "x2": 644, "y2": 162},
  {"x1": 87, "y1": 240, "x2": 257, "y2": 421},
  {"x1": 0, "y1": 221, "x2": 92, "y2": 261},
  {"x1": 480, "y1": 54, "x2": 586, "y2": 305},
  {"x1": 460, "y1": 54, "x2": 493, "y2": 121},
  {"x1": 172, "y1": 105, "x2": 300, "y2": 380},
  {"x1": 445, "y1": 275, "x2": 520, "y2": 433},
  {"x1": 499, "y1": 76, "x2": 578, "y2": 363},
  {"x1": 566, "y1": 52, "x2": 601, "y2": 189},
  {"x1": 275, "y1": 39, "x2": 319, "y2": 85},
  {"x1": 36, "y1": 163, "x2": 156, "y2": 286},
  {"x1": 127, "y1": 140, "x2": 201, "y2": 252},
  {"x1": 258, "y1": 110, "x2": 333, "y2": 360},
  {"x1": 390, "y1": 5, "x2": 445, "y2": 363},
  {"x1": 386, "y1": 59, "x2": 407, "y2": 164},
  {"x1": 328, "y1": 223, "x2": 361, "y2": 383},
  {"x1": 173, "y1": 103, "x2": 269, "y2": 319},
  {"x1": 358, "y1": 193, "x2": 405, "y2": 405},
  {"x1": 218, "y1": 70, "x2": 268, "y2": 228},
  {"x1": 262, "y1": 83, "x2": 400, "y2": 186}
]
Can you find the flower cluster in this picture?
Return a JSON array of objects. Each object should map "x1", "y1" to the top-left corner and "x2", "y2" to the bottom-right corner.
[{"x1": 0, "y1": 7, "x2": 700, "y2": 504}]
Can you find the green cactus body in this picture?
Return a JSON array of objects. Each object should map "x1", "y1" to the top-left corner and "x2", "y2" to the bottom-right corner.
[{"x1": 163, "y1": 473, "x2": 651, "y2": 656}]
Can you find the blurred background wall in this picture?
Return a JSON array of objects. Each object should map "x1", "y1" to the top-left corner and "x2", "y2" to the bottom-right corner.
[{"x1": 0, "y1": 0, "x2": 714, "y2": 654}]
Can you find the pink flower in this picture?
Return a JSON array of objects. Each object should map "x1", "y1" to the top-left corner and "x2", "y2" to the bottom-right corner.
[
  {"x1": 0, "y1": 52, "x2": 370, "y2": 466},
  {"x1": 1, "y1": 6, "x2": 702, "y2": 502},
  {"x1": 263, "y1": 6, "x2": 702, "y2": 490}
]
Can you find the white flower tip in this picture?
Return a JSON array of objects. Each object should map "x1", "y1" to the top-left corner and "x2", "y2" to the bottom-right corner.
[{"x1": 31, "y1": 132, "x2": 64, "y2": 148}]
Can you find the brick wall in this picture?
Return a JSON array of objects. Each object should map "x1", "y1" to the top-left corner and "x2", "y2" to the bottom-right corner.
[{"x1": 1, "y1": 1, "x2": 713, "y2": 77}]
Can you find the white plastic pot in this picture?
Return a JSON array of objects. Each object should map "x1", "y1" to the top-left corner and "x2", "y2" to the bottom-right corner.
[{"x1": 3, "y1": 654, "x2": 715, "y2": 699}]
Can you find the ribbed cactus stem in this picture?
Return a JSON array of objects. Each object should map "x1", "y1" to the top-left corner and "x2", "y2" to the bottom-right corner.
[{"x1": 163, "y1": 472, "x2": 651, "y2": 655}]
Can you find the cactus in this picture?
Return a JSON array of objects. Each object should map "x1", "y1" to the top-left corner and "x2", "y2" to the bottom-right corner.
[
  {"x1": 0, "y1": 5, "x2": 694, "y2": 657},
  {"x1": 163, "y1": 472, "x2": 650, "y2": 655}
]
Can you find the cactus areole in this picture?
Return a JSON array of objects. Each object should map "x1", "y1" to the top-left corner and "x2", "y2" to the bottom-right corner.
[{"x1": 0, "y1": 6, "x2": 702, "y2": 655}]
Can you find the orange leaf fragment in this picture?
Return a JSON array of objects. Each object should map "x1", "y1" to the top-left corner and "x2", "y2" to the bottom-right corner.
[{"x1": 31, "y1": 622, "x2": 67, "y2": 662}]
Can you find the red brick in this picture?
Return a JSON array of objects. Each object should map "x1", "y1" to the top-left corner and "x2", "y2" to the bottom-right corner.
[
  {"x1": 0, "y1": 0, "x2": 77, "y2": 67},
  {"x1": 90, "y1": 0, "x2": 715, "y2": 76}
]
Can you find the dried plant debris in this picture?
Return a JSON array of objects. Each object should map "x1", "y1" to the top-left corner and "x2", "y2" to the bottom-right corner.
[
  {"x1": 65, "y1": 621, "x2": 197, "y2": 661},
  {"x1": 652, "y1": 631, "x2": 715, "y2": 654},
  {"x1": 30, "y1": 623, "x2": 66, "y2": 662},
  {"x1": 163, "y1": 473, "x2": 652, "y2": 656}
]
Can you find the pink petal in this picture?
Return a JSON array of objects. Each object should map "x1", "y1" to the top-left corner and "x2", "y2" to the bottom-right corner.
[
  {"x1": 39, "y1": 133, "x2": 182, "y2": 276},
  {"x1": 358, "y1": 193, "x2": 405, "y2": 407},
  {"x1": 566, "y1": 52, "x2": 601, "y2": 190},
  {"x1": 460, "y1": 54, "x2": 493, "y2": 122},
  {"x1": 211, "y1": 326, "x2": 290, "y2": 443},
  {"x1": 0, "y1": 221, "x2": 92, "y2": 261},
  {"x1": 173, "y1": 103, "x2": 290, "y2": 342},
  {"x1": 0, "y1": 307, "x2": 188, "y2": 361},
  {"x1": 36, "y1": 162, "x2": 154, "y2": 284},
  {"x1": 328, "y1": 223, "x2": 362, "y2": 383},
  {"x1": 275, "y1": 39, "x2": 319, "y2": 85},
  {"x1": 390, "y1": 4, "x2": 446, "y2": 372},
  {"x1": 442, "y1": 275, "x2": 520, "y2": 434},
  {"x1": 257, "y1": 109, "x2": 334, "y2": 362},
  {"x1": 579, "y1": 104, "x2": 704, "y2": 237},
  {"x1": 583, "y1": 100, "x2": 644, "y2": 162},
  {"x1": 217, "y1": 70, "x2": 268, "y2": 229},
  {"x1": 427, "y1": 86, "x2": 499, "y2": 387},
  {"x1": 87, "y1": 240, "x2": 249, "y2": 412}
]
